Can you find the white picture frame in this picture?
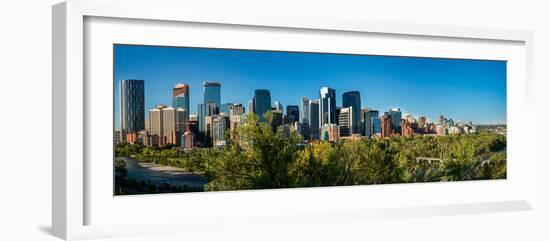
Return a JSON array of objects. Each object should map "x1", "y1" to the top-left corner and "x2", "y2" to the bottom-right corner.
[{"x1": 52, "y1": 1, "x2": 536, "y2": 240}]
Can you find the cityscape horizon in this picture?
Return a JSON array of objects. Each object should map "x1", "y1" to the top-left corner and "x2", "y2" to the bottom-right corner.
[{"x1": 114, "y1": 44, "x2": 506, "y2": 131}]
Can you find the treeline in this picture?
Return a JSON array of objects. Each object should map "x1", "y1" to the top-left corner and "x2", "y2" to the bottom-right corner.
[{"x1": 115, "y1": 113, "x2": 506, "y2": 192}]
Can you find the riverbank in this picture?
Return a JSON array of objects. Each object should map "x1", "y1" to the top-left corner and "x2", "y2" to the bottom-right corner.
[{"x1": 116, "y1": 157, "x2": 208, "y2": 195}]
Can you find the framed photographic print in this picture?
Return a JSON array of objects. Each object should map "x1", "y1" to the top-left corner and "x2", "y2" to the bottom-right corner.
[{"x1": 53, "y1": 0, "x2": 535, "y2": 240}]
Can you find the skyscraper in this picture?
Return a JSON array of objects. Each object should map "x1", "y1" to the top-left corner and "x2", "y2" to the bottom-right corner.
[
  {"x1": 439, "y1": 115, "x2": 445, "y2": 125},
  {"x1": 381, "y1": 113, "x2": 393, "y2": 138},
  {"x1": 387, "y1": 108, "x2": 402, "y2": 134},
  {"x1": 300, "y1": 97, "x2": 310, "y2": 125},
  {"x1": 319, "y1": 87, "x2": 336, "y2": 126},
  {"x1": 148, "y1": 105, "x2": 186, "y2": 147},
  {"x1": 274, "y1": 101, "x2": 283, "y2": 112},
  {"x1": 220, "y1": 103, "x2": 234, "y2": 115},
  {"x1": 342, "y1": 91, "x2": 361, "y2": 134},
  {"x1": 229, "y1": 104, "x2": 245, "y2": 118},
  {"x1": 119, "y1": 79, "x2": 145, "y2": 139},
  {"x1": 254, "y1": 89, "x2": 271, "y2": 121},
  {"x1": 172, "y1": 84, "x2": 190, "y2": 120},
  {"x1": 286, "y1": 105, "x2": 299, "y2": 123},
  {"x1": 364, "y1": 109, "x2": 379, "y2": 137},
  {"x1": 248, "y1": 98, "x2": 255, "y2": 114},
  {"x1": 372, "y1": 116, "x2": 381, "y2": 135},
  {"x1": 418, "y1": 116, "x2": 427, "y2": 128},
  {"x1": 203, "y1": 81, "x2": 221, "y2": 108},
  {"x1": 360, "y1": 108, "x2": 368, "y2": 135},
  {"x1": 197, "y1": 103, "x2": 218, "y2": 137},
  {"x1": 212, "y1": 115, "x2": 229, "y2": 146},
  {"x1": 338, "y1": 107, "x2": 353, "y2": 137},
  {"x1": 308, "y1": 99, "x2": 320, "y2": 140}
]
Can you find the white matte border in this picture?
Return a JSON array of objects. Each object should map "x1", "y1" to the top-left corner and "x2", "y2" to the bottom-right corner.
[
  {"x1": 53, "y1": 1, "x2": 535, "y2": 240},
  {"x1": 86, "y1": 15, "x2": 527, "y2": 235}
]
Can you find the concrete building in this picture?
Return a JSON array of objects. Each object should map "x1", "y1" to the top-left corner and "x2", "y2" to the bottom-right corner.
[
  {"x1": 321, "y1": 124, "x2": 340, "y2": 142},
  {"x1": 381, "y1": 114, "x2": 393, "y2": 138},
  {"x1": 338, "y1": 106, "x2": 353, "y2": 137},
  {"x1": 148, "y1": 105, "x2": 186, "y2": 147}
]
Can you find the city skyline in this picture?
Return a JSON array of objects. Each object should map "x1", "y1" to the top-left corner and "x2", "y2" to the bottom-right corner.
[{"x1": 114, "y1": 44, "x2": 507, "y2": 130}]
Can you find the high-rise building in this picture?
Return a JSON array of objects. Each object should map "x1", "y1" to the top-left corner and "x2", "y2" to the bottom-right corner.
[
  {"x1": 181, "y1": 122, "x2": 195, "y2": 149},
  {"x1": 335, "y1": 107, "x2": 342, "y2": 125},
  {"x1": 342, "y1": 91, "x2": 361, "y2": 135},
  {"x1": 286, "y1": 105, "x2": 299, "y2": 123},
  {"x1": 321, "y1": 124, "x2": 340, "y2": 142},
  {"x1": 319, "y1": 87, "x2": 337, "y2": 126},
  {"x1": 149, "y1": 105, "x2": 164, "y2": 143},
  {"x1": 269, "y1": 110, "x2": 284, "y2": 128},
  {"x1": 401, "y1": 118, "x2": 416, "y2": 137},
  {"x1": 162, "y1": 106, "x2": 178, "y2": 146},
  {"x1": 274, "y1": 101, "x2": 283, "y2": 112},
  {"x1": 436, "y1": 124, "x2": 446, "y2": 136},
  {"x1": 338, "y1": 107, "x2": 354, "y2": 137},
  {"x1": 308, "y1": 99, "x2": 320, "y2": 140},
  {"x1": 114, "y1": 130, "x2": 121, "y2": 143},
  {"x1": 439, "y1": 115, "x2": 445, "y2": 125},
  {"x1": 172, "y1": 84, "x2": 190, "y2": 120},
  {"x1": 360, "y1": 108, "x2": 368, "y2": 135},
  {"x1": 220, "y1": 103, "x2": 234, "y2": 115},
  {"x1": 203, "y1": 81, "x2": 221, "y2": 108},
  {"x1": 364, "y1": 109, "x2": 379, "y2": 137},
  {"x1": 254, "y1": 89, "x2": 271, "y2": 122},
  {"x1": 387, "y1": 108, "x2": 402, "y2": 134},
  {"x1": 247, "y1": 98, "x2": 255, "y2": 114},
  {"x1": 381, "y1": 113, "x2": 393, "y2": 138},
  {"x1": 119, "y1": 79, "x2": 145, "y2": 139},
  {"x1": 148, "y1": 105, "x2": 185, "y2": 146},
  {"x1": 197, "y1": 102, "x2": 218, "y2": 137},
  {"x1": 175, "y1": 108, "x2": 188, "y2": 134},
  {"x1": 372, "y1": 116, "x2": 381, "y2": 135},
  {"x1": 212, "y1": 115, "x2": 229, "y2": 146},
  {"x1": 229, "y1": 104, "x2": 244, "y2": 118},
  {"x1": 300, "y1": 97, "x2": 310, "y2": 125},
  {"x1": 230, "y1": 114, "x2": 244, "y2": 139},
  {"x1": 418, "y1": 116, "x2": 427, "y2": 129}
]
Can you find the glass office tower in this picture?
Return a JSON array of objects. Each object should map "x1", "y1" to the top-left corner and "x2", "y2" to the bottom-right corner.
[
  {"x1": 342, "y1": 91, "x2": 361, "y2": 135},
  {"x1": 308, "y1": 99, "x2": 320, "y2": 140},
  {"x1": 119, "y1": 79, "x2": 145, "y2": 138},
  {"x1": 203, "y1": 81, "x2": 221, "y2": 108},
  {"x1": 254, "y1": 89, "x2": 271, "y2": 122},
  {"x1": 172, "y1": 84, "x2": 190, "y2": 120},
  {"x1": 286, "y1": 105, "x2": 299, "y2": 123},
  {"x1": 319, "y1": 87, "x2": 336, "y2": 126},
  {"x1": 388, "y1": 108, "x2": 402, "y2": 134},
  {"x1": 364, "y1": 109, "x2": 379, "y2": 137}
]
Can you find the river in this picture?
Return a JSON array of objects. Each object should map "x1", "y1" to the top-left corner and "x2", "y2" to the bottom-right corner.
[{"x1": 121, "y1": 157, "x2": 208, "y2": 189}]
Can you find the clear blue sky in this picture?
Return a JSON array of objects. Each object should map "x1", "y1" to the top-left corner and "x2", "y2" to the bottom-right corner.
[{"x1": 114, "y1": 44, "x2": 506, "y2": 129}]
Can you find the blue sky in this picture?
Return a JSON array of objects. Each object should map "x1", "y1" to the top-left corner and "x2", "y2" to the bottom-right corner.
[{"x1": 114, "y1": 44, "x2": 506, "y2": 129}]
